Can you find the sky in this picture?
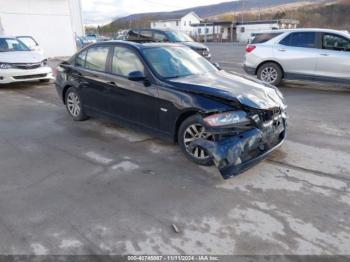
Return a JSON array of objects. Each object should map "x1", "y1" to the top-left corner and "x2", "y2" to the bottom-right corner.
[{"x1": 82, "y1": 0, "x2": 229, "y2": 25}]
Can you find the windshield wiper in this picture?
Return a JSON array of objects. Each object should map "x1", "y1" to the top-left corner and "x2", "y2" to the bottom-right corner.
[
  {"x1": 165, "y1": 75, "x2": 182, "y2": 79},
  {"x1": 166, "y1": 74, "x2": 192, "y2": 79}
]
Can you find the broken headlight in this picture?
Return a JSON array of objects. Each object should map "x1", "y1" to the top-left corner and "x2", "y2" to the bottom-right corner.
[{"x1": 204, "y1": 111, "x2": 250, "y2": 127}]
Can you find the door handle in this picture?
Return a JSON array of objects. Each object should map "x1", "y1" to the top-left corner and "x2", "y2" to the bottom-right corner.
[
  {"x1": 278, "y1": 49, "x2": 286, "y2": 52},
  {"x1": 320, "y1": 53, "x2": 330, "y2": 56},
  {"x1": 107, "y1": 81, "x2": 118, "y2": 87}
]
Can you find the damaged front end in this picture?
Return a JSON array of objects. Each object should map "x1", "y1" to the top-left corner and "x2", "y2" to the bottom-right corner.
[{"x1": 189, "y1": 108, "x2": 287, "y2": 179}]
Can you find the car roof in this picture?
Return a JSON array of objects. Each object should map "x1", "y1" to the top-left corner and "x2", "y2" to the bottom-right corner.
[
  {"x1": 254, "y1": 28, "x2": 349, "y2": 35},
  {"x1": 0, "y1": 35, "x2": 17, "y2": 39},
  {"x1": 129, "y1": 28, "x2": 177, "y2": 33},
  {"x1": 92, "y1": 40, "x2": 185, "y2": 50}
]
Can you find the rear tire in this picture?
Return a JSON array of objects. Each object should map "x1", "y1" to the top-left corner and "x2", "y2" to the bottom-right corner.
[
  {"x1": 178, "y1": 115, "x2": 213, "y2": 166},
  {"x1": 257, "y1": 62, "x2": 283, "y2": 86},
  {"x1": 65, "y1": 87, "x2": 88, "y2": 121}
]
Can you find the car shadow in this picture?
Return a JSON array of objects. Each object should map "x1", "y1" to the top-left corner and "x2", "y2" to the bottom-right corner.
[{"x1": 0, "y1": 81, "x2": 52, "y2": 91}]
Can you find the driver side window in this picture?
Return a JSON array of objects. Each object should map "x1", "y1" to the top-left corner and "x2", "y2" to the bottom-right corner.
[
  {"x1": 323, "y1": 34, "x2": 350, "y2": 51},
  {"x1": 112, "y1": 46, "x2": 144, "y2": 77}
]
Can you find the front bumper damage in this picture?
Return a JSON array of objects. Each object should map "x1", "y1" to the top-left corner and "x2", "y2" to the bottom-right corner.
[{"x1": 189, "y1": 111, "x2": 287, "y2": 179}]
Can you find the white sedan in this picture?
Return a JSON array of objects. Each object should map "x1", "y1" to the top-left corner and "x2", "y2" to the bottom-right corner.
[{"x1": 0, "y1": 36, "x2": 53, "y2": 84}]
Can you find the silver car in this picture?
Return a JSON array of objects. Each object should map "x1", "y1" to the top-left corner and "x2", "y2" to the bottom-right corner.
[{"x1": 244, "y1": 28, "x2": 350, "y2": 86}]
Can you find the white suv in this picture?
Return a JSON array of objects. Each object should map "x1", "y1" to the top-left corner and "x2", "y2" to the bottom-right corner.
[
  {"x1": 0, "y1": 36, "x2": 53, "y2": 84},
  {"x1": 244, "y1": 28, "x2": 350, "y2": 86}
]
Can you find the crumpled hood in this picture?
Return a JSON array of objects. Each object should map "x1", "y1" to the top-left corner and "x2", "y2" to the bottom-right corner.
[
  {"x1": 0, "y1": 51, "x2": 44, "y2": 63},
  {"x1": 182, "y1": 41, "x2": 208, "y2": 50},
  {"x1": 168, "y1": 70, "x2": 286, "y2": 110}
]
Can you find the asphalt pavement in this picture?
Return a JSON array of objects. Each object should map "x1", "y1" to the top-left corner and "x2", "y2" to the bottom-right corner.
[{"x1": 0, "y1": 43, "x2": 349, "y2": 256}]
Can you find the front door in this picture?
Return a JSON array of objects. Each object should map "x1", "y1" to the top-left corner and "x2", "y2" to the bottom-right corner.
[
  {"x1": 315, "y1": 32, "x2": 350, "y2": 82},
  {"x1": 105, "y1": 45, "x2": 160, "y2": 130}
]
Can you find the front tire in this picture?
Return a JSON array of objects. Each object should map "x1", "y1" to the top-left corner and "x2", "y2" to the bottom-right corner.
[
  {"x1": 178, "y1": 115, "x2": 213, "y2": 166},
  {"x1": 65, "y1": 87, "x2": 88, "y2": 121},
  {"x1": 257, "y1": 62, "x2": 283, "y2": 86}
]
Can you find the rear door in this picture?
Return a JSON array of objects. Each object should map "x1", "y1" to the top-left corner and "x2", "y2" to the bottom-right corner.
[
  {"x1": 76, "y1": 45, "x2": 112, "y2": 115},
  {"x1": 274, "y1": 32, "x2": 319, "y2": 78},
  {"x1": 315, "y1": 32, "x2": 350, "y2": 82}
]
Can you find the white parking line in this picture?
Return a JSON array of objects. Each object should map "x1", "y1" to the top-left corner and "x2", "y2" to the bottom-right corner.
[
  {"x1": 85, "y1": 151, "x2": 114, "y2": 165},
  {"x1": 111, "y1": 161, "x2": 139, "y2": 172}
]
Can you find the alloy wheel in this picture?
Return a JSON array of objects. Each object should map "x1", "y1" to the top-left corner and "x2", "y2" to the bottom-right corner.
[
  {"x1": 183, "y1": 124, "x2": 213, "y2": 160},
  {"x1": 261, "y1": 67, "x2": 278, "y2": 83},
  {"x1": 67, "y1": 92, "x2": 81, "y2": 117}
]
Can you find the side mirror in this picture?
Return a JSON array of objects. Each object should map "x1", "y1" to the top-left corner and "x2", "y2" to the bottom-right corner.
[
  {"x1": 213, "y1": 62, "x2": 222, "y2": 70},
  {"x1": 128, "y1": 71, "x2": 146, "y2": 81}
]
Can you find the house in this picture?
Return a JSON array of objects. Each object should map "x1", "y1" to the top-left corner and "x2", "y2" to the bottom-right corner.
[
  {"x1": 150, "y1": 12, "x2": 202, "y2": 35},
  {"x1": 236, "y1": 19, "x2": 299, "y2": 43},
  {"x1": 191, "y1": 21, "x2": 235, "y2": 42},
  {"x1": 190, "y1": 19, "x2": 299, "y2": 43},
  {"x1": 0, "y1": 0, "x2": 84, "y2": 57}
]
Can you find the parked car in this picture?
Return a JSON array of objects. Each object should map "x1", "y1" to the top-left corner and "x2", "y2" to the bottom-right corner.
[
  {"x1": 0, "y1": 36, "x2": 53, "y2": 84},
  {"x1": 84, "y1": 34, "x2": 98, "y2": 44},
  {"x1": 16, "y1": 35, "x2": 44, "y2": 55},
  {"x1": 76, "y1": 36, "x2": 85, "y2": 50},
  {"x1": 116, "y1": 30, "x2": 128, "y2": 40},
  {"x1": 124, "y1": 29, "x2": 211, "y2": 60},
  {"x1": 244, "y1": 28, "x2": 350, "y2": 86},
  {"x1": 55, "y1": 41, "x2": 286, "y2": 179}
]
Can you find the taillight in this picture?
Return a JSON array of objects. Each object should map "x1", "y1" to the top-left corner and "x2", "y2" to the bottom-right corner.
[
  {"x1": 246, "y1": 45, "x2": 256, "y2": 53},
  {"x1": 53, "y1": 67, "x2": 59, "y2": 77},
  {"x1": 54, "y1": 66, "x2": 64, "y2": 77}
]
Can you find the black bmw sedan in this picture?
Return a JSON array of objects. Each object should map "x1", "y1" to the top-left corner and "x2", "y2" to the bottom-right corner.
[{"x1": 55, "y1": 41, "x2": 287, "y2": 179}]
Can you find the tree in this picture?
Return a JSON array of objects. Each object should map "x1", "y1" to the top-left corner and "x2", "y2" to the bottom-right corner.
[{"x1": 273, "y1": 11, "x2": 286, "y2": 20}]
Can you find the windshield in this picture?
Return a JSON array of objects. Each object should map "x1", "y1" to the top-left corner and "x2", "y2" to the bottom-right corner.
[
  {"x1": 0, "y1": 38, "x2": 30, "y2": 52},
  {"x1": 142, "y1": 46, "x2": 217, "y2": 79},
  {"x1": 165, "y1": 31, "x2": 194, "y2": 42},
  {"x1": 17, "y1": 37, "x2": 38, "y2": 50}
]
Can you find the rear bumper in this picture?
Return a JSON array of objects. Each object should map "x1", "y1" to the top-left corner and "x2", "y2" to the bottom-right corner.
[
  {"x1": 54, "y1": 81, "x2": 65, "y2": 104},
  {"x1": 243, "y1": 65, "x2": 256, "y2": 75},
  {"x1": 0, "y1": 66, "x2": 53, "y2": 84}
]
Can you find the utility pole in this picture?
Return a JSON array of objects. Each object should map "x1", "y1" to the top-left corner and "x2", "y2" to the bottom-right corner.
[
  {"x1": 241, "y1": 0, "x2": 244, "y2": 23},
  {"x1": 0, "y1": 17, "x2": 4, "y2": 35},
  {"x1": 204, "y1": 22, "x2": 207, "y2": 43}
]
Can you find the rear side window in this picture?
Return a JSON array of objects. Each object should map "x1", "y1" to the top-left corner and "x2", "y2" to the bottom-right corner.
[
  {"x1": 111, "y1": 46, "x2": 144, "y2": 77},
  {"x1": 76, "y1": 50, "x2": 87, "y2": 67},
  {"x1": 251, "y1": 33, "x2": 282, "y2": 44},
  {"x1": 85, "y1": 46, "x2": 110, "y2": 71},
  {"x1": 323, "y1": 34, "x2": 350, "y2": 51},
  {"x1": 280, "y1": 32, "x2": 316, "y2": 48}
]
